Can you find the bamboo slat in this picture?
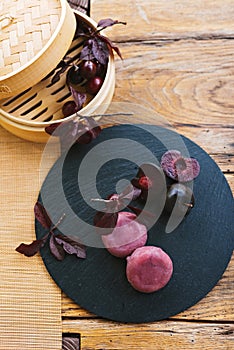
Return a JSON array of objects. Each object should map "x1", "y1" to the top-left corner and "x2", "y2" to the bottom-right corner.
[{"x1": 0, "y1": 140, "x2": 62, "y2": 350}]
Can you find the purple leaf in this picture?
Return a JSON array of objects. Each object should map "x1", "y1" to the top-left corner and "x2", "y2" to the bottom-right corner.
[
  {"x1": 51, "y1": 60, "x2": 70, "y2": 84},
  {"x1": 97, "y1": 18, "x2": 127, "y2": 29},
  {"x1": 51, "y1": 65, "x2": 69, "y2": 84},
  {"x1": 76, "y1": 117, "x2": 101, "y2": 144},
  {"x1": 16, "y1": 235, "x2": 48, "y2": 257},
  {"x1": 49, "y1": 234, "x2": 65, "y2": 261},
  {"x1": 55, "y1": 234, "x2": 86, "y2": 259},
  {"x1": 119, "y1": 185, "x2": 142, "y2": 201},
  {"x1": 85, "y1": 117, "x2": 102, "y2": 140},
  {"x1": 45, "y1": 122, "x2": 61, "y2": 136},
  {"x1": 34, "y1": 201, "x2": 52, "y2": 229},
  {"x1": 57, "y1": 119, "x2": 81, "y2": 151},
  {"x1": 98, "y1": 34, "x2": 123, "y2": 60},
  {"x1": 94, "y1": 211, "x2": 119, "y2": 235},
  {"x1": 91, "y1": 37, "x2": 109, "y2": 65},
  {"x1": 80, "y1": 45, "x2": 94, "y2": 61},
  {"x1": 70, "y1": 86, "x2": 86, "y2": 110}
]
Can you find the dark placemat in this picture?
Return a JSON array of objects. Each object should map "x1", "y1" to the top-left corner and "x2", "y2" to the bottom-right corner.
[{"x1": 36, "y1": 124, "x2": 234, "y2": 323}]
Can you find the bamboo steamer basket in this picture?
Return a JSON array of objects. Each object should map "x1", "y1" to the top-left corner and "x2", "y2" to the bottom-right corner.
[
  {"x1": 0, "y1": 10, "x2": 116, "y2": 143},
  {"x1": 0, "y1": 0, "x2": 76, "y2": 100}
]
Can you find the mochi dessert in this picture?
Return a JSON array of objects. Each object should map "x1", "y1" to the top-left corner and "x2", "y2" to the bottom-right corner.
[
  {"x1": 126, "y1": 246, "x2": 173, "y2": 293},
  {"x1": 101, "y1": 212, "x2": 147, "y2": 258}
]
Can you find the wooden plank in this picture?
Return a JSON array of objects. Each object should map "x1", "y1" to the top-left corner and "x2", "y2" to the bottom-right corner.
[
  {"x1": 92, "y1": 0, "x2": 234, "y2": 40},
  {"x1": 62, "y1": 318, "x2": 234, "y2": 350},
  {"x1": 112, "y1": 39, "x2": 234, "y2": 126}
]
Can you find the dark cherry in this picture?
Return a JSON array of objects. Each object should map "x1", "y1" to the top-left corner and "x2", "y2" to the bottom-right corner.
[
  {"x1": 66, "y1": 65, "x2": 83, "y2": 86},
  {"x1": 62, "y1": 101, "x2": 78, "y2": 117},
  {"x1": 96, "y1": 61, "x2": 106, "y2": 77},
  {"x1": 80, "y1": 60, "x2": 97, "y2": 79},
  {"x1": 165, "y1": 183, "x2": 194, "y2": 215},
  {"x1": 85, "y1": 76, "x2": 104, "y2": 95}
]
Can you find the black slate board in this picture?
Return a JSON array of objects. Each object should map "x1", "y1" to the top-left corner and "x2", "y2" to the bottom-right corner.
[{"x1": 36, "y1": 124, "x2": 234, "y2": 323}]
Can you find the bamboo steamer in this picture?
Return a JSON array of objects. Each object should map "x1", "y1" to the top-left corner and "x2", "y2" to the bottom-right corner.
[
  {"x1": 0, "y1": 0, "x2": 76, "y2": 100},
  {"x1": 0, "y1": 10, "x2": 116, "y2": 143}
]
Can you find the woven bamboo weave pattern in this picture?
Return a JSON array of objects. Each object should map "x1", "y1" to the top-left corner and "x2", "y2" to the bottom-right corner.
[{"x1": 0, "y1": 0, "x2": 61, "y2": 76}]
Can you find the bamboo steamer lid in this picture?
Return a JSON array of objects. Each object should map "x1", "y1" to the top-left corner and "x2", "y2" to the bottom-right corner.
[
  {"x1": 0, "y1": 10, "x2": 116, "y2": 143},
  {"x1": 0, "y1": 0, "x2": 76, "y2": 100}
]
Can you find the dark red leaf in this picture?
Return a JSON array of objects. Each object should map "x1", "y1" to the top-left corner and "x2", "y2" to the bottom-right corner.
[
  {"x1": 34, "y1": 201, "x2": 52, "y2": 229},
  {"x1": 49, "y1": 234, "x2": 65, "y2": 261},
  {"x1": 55, "y1": 234, "x2": 86, "y2": 259},
  {"x1": 94, "y1": 211, "x2": 118, "y2": 235},
  {"x1": 76, "y1": 117, "x2": 101, "y2": 144},
  {"x1": 16, "y1": 236, "x2": 48, "y2": 257},
  {"x1": 45, "y1": 122, "x2": 61, "y2": 135},
  {"x1": 76, "y1": 129, "x2": 93, "y2": 144},
  {"x1": 80, "y1": 44, "x2": 94, "y2": 61},
  {"x1": 97, "y1": 34, "x2": 123, "y2": 60},
  {"x1": 119, "y1": 185, "x2": 142, "y2": 201},
  {"x1": 85, "y1": 117, "x2": 102, "y2": 139},
  {"x1": 58, "y1": 119, "x2": 81, "y2": 151},
  {"x1": 97, "y1": 18, "x2": 127, "y2": 29},
  {"x1": 70, "y1": 87, "x2": 86, "y2": 110},
  {"x1": 91, "y1": 37, "x2": 109, "y2": 65},
  {"x1": 50, "y1": 59, "x2": 70, "y2": 84}
]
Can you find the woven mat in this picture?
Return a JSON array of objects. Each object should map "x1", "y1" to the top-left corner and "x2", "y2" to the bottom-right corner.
[{"x1": 0, "y1": 130, "x2": 62, "y2": 349}]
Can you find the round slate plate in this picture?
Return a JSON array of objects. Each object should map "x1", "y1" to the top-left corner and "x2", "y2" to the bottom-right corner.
[{"x1": 36, "y1": 124, "x2": 234, "y2": 323}]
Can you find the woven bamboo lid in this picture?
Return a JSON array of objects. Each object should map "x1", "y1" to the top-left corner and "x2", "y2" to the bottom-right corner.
[{"x1": 0, "y1": 0, "x2": 76, "y2": 100}]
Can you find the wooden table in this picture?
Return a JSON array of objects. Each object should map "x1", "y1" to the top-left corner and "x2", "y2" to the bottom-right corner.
[{"x1": 0, "y1": 1, "x2": 233, "y2": 349}]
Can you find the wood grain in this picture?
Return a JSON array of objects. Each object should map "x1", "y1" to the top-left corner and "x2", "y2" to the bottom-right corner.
[
  {"x1": 92, "y1": 0, "x2": 234, "y2": 40},
  {"x1": 112, "y1": 40, "x2": 234, "y2": 126},
  {"x1": 62, "y1": 318, "x2": 234, "y2": 350}
]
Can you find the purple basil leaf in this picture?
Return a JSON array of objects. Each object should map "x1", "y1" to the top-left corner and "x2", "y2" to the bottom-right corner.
[
  {"x1": 70, "y1": 86, "x2": 86, "y2": 110},
  {"x1": 51, "y1": 62, "x2": 69, "y2": 84},
  {"x1": 85, "y1": 117, "x2": 102, "y2": 139},
  {"x1": 45, "y1": 122, "x2": 61, "y2": 136},
  {"x1": 16, "y1": 235, "x2": 48, "y2": 257},
  {"x1": 49, "y1": 234, "x2": 65, "y2": 261},
  {"x1": 91, "y1": 37, "x2": 109, "y2": 65},
  {"x1": 97, "y1": 18, "x2": 127, "y2": 29},
  {"x1": 80, "y1": 44, "x2": 94, "y2": 61},
  {"x1": 94, "y1": 211, "x2": 118, "y2": 235},
  {"x1": 34, "y1": 201, "x2": 52, "y2": 229},
  {"x1": 55, "y1": 234, "x2": 86, "y2": 259},
  {"x1": 76, "y1": 117, "x2": 101, "y2": 144},
  {"x1": 98, "y1": 34, "x2": 123, "y2": 60},
  {"x1": 56, "y1": 119, "x2": 81, "y2": 152},
  {"x1": 119, "y1": 185, "x2": 142, "y2": 201},
  {"x1": 76, "y1": 129, "x2": 93, "y2": 144},
  {"x1": 97, "y1": 18, "x2": 118, "y2": 28}
]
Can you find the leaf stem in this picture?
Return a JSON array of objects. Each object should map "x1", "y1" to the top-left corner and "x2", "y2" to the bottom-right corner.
[{"x1": 50, "y1": 213, "x2": 66, "y2": 233}]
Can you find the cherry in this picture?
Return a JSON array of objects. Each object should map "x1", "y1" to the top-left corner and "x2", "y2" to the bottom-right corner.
[
  {"x1": 62, "y1": 101, "x2": 78, "y2": 117},
  {"x1": 96, "y1": 61, "x2": 106, "y2": 77},
  {"x1": 80, "y1": 60, "x2": 97, "y2": 80},
  {"x1": 85, "y1": 76, "x2": 103, "y2": 94},
  {"x1": 165, "y1": 183, "x2": 194, "y2": 215},
  {"x1": 66, "y1": 65, "x2": 83, "y2": 86}
]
